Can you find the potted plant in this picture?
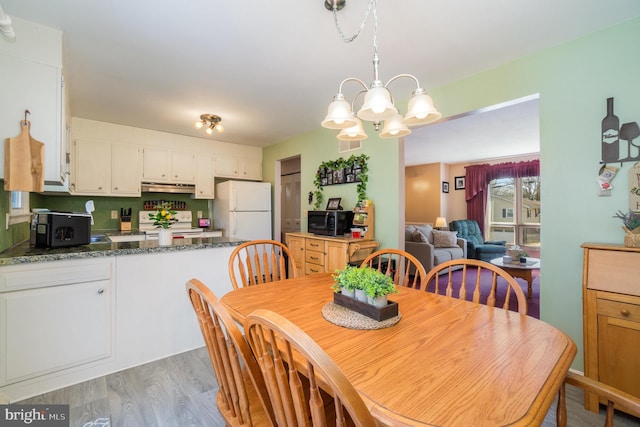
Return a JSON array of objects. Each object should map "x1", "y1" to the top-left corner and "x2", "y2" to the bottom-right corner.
[
  {"x1": 362, "y1": 267, "x2": 398, "y2": 308},
  {"x1": 149, "y1": 202, "x2": 178, "y2": 246},
  {"x1": 331, "y1": 265, "x2": 360, "y2": 298},
  {"x1": 613, "y1": 209, "x2": 640, "y2": 247},
  {"x1": 332, "y1": 265, "x2": 398, "y2": 307}
]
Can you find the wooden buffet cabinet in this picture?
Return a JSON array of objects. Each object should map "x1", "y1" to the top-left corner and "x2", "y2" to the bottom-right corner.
[
  {"x1": 582, "y1": 243, "x2": 640, "y2": 414},
  {"x1": 286, "y1": 232, "x2": 379, "y2": 277}
]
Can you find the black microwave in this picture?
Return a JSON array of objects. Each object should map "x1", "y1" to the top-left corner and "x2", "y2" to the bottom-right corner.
[
  {"x1": 307, "y1": 210, "x2": 354, "y2": 237},
  {"x1": 33, "y1": 212, "x2": 92, "y2": 248}
]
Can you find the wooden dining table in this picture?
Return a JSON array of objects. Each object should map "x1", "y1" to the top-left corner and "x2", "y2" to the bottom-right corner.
[{"x1": 221, "y1": 272, "x2": 576, "y2": 426}]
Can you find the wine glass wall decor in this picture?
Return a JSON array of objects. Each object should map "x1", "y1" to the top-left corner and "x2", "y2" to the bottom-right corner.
[{"x1": 601, "y1": 97, "x2": 640, "y2": 164}]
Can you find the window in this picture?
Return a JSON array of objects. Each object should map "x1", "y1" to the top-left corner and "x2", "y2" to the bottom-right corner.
[
  {"x1": 487, "y1": 176, "x2": 540, "y2": 248},
  {"x1": 9, "y1": 191, "x2": 30, "y2": 225}
]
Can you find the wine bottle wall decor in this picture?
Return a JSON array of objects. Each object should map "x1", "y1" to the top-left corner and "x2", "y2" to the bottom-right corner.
[{"x1": 601, "y1": 97, "x2": 640, "y2": 164}]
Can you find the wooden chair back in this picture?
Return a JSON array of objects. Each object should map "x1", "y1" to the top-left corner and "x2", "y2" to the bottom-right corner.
[
  {"x1": 556, "y1": 371, "x2": 640, "y2": 427},
  {"x1": 422, "y1": 258, "x2": 528, "y2": 315},
  {"x1": 186, "y1": 279, "x2": 276, "y2": 426},
  {"x1": 360, "y1": 248, "x2": 427, "y2": 288},
  {"x1": 229, "y1": 240, "x2": 297, "y2": 290},
  {"x1": 244, "y1": 309, "x2": 377, "y2": 427}
]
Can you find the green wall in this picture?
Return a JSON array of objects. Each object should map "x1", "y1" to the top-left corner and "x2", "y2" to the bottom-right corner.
[
  {"x1": 263, "y1": 127, "x2": 402, "y2": 251},
  {"x1": 264, "y1": 17, "x2": 640, "y2": 371}
]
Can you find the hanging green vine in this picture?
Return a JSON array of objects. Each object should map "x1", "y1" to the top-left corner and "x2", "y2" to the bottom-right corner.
[{"x1": 312, "y1": 154, "x2": 369, "y2": 210}]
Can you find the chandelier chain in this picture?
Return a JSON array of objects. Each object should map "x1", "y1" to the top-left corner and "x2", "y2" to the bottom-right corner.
[{"x1": 332, "y1": 0, "x2": 377, "y2": 51}]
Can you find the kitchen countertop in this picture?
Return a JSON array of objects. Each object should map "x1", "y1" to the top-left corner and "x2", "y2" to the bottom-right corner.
[{"x1": 0, "y1": 235, "x2": 245, "y2": 265}]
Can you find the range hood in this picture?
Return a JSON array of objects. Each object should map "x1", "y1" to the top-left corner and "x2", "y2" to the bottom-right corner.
[{"x1": 141, "y1": 182, "x2": 196, "y2": 194}]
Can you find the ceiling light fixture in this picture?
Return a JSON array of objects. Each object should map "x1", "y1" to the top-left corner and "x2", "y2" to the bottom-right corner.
[
  {"x1": 195, "y1": 114, "x2": 224, "y2": 135},
  {"x1": 321, "y1": 0, "x2": 441, "y2": 141}
]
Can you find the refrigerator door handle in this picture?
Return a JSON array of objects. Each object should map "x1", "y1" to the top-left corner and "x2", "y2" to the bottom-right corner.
[{"x1": 230, "y1": 212, "x2": 237, "y2": 236}]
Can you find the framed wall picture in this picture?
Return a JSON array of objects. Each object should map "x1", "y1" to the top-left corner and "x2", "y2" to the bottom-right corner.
[
  {"x1": 442, "y1": 181, "x2": 449, "y2": 193},
  {"x1": 455, "y1": 176, "x2": 466, "y2": 190},
  {"x1": 326, "y1": 197, "x2": 342, "y2": 210}
]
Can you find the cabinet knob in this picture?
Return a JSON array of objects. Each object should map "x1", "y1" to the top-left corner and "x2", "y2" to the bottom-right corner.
[
  {"x1": 114, "y1": 187, "x2": 118, "y2": 190},
  {"x1": 621, "y1": 309, "x2": 630, "y2": 316},
  {"x1": 98, "y1": 186, "x2": 102, "y2": 190},
  {"x1": 97, "y1": 289, "x2": 104, "y2": 295}
]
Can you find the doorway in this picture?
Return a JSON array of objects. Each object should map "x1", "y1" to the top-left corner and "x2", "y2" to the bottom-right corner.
[{"x1": 279, "y1": 156, "x2": 301, "y2": 243}]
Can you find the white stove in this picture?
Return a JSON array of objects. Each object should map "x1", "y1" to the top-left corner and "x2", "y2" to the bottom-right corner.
[{"x1": 139, "y1": 210, "x2": 220, "y2": 239}]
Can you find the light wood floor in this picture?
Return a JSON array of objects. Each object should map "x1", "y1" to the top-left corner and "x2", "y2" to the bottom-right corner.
[{"x1": 17, "y1": 347, "x2": 640, "y2": 427}]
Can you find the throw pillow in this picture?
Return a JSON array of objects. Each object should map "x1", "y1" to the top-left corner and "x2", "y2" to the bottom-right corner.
[
  {"x1": 433, "y1": 230, "x2": 458, "y2": 248},
  {"x1": 413, "y1": 224, "x2": 434, "y2": 243},
  {"x1": 412, "y1": 229, "x2": 429, "y2": 243}
]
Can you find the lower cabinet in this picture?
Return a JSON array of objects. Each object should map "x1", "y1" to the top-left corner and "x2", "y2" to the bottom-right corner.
[
  {"x1": 0, "y1": 259, "x2": 114, "y2": 387},
  {"x1": 285, "y1": 232, "x2": 379, "y2": 277},
  {"x1": 582, "y1": 243, "x2": 640, "y2": 415}
]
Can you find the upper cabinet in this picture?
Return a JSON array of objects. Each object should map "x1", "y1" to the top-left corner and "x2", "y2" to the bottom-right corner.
[
  {"x1": 70, "y1": 138, "x2": 141, "y2": 197},
  {"x1": 142, "y1": 147, "x2": 195, "y2": 184},
  {"x1": 215, "y1": 144, "x2": 262, "y2": 181},
  {"x1": 0, "y1": 19, "x2": 66, "y2": 188}
]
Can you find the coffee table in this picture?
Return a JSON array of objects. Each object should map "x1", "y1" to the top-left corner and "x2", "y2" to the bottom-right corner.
[{"x1": 490, "y1": 257, "x2": 541, "y2": 299}]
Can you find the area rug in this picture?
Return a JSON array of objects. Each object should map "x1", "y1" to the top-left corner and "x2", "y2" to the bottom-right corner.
[{"x1": 420, "y1": 267, "x2": 540, "y2": 319}]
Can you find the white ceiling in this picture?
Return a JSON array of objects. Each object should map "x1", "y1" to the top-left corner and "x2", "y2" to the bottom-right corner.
[{"x1": 3, "y1": 1, "x2": 640, "y2": 163}]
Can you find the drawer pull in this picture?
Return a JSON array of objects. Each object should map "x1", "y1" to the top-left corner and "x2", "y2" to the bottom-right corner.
[
  {"x1": 97, "y1": 289, "x2": 104, "y2": 295},
  {"x1": 621, "y1": 309, "x2": 630, "y2": 316},
  {"x1": 310, "y1": 256, "x2": 318, "y2": 260}
]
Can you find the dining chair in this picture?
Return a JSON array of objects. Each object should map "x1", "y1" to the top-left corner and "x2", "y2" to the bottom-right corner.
[
  {"x1": 244, "y1": 309, "x2": 378, "y2": 427},
  {"x1": 421, "y1": 258, "x2": 528, "y2": 315},
  {"x1": 556, "y1": 371, "x2": 640, "y2": 427},
  {"x1": 185, "y1": 278, "x2": 276, "y2": 427},
  {"x1": 360, "y1": 248, "x2": 427, "y2": 288},
  {"x1": 228, "y1": 239, "x2": 297, "y2": 290}
]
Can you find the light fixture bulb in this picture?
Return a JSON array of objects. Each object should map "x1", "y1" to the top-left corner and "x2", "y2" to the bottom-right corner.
[
  {"x1": 337, "y1": 116, "x2": 368, "y2": 141},
  {"x1": 380, "y1": 113, "x2": 411, "y2": 138},
  {"x1": 322, "y1": 94, "x2": 357, "y2": 129},
  {"x1": 206, "y1": 127, "x2": 213, "y2": 135},
  {"x1": 404, "y1": 90, "x2": 442, "y2": 126},
  {"x1": 195, "y1": 121, "x2": 204, "y2": 129},
  {"x1": 357, "y1": 84, "x2": 397, "y2": 122},
  {"x1": 215, "y1": 124, "x2": 224, "y2": 132}
]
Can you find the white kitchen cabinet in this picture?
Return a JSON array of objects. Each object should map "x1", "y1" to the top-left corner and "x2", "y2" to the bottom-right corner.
[
  {"x1": 70, "y1": 138, "x2": 110, "y2": 195},
  {"x1": 111, "y1": 143, "x2": 141, "y2": 195},
  {"x1": 215, "y1": 156, "x2": 262, "y2": 180},
  {"x1": 142, "y1": 147, "x2": 195, "y2": 184},
  {"x1": 194, "y1": 155, "x2": 215, "y2": 199},
  {"x1": 0, "y1": 259, "x2": 115, "y2": 387},
  {"x1": 70, "y1": 139, "x2": 141, "y2": 197},
  {"x1": 0, "y1": 47, "x2": 65, "y2": 187}
]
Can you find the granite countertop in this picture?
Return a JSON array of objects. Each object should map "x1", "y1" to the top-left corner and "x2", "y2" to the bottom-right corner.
[{"x1": 0, "y1": 236, "x2": 245, "y2": 265}]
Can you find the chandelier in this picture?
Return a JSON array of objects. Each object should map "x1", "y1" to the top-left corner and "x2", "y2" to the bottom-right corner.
[
  {"x1": 194, "y1": 114, "x2": 224, "y2": 135},
  {"x1": 321, "y1": 0, "x2": 441, "y2": 141}
]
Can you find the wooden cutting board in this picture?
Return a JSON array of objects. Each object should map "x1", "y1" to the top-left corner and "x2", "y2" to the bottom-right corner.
[{"x1": 4, "y1": 120, "x2": 44, "y2": 192}]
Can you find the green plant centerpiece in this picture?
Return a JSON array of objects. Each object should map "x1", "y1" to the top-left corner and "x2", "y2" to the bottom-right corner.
[{"x1": 332, "y1": 265, "x2": 398, "y2": 307}]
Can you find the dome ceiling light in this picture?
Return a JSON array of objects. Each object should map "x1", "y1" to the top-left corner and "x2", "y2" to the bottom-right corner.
[{"x1": 195, "y1": 114, "x2": 224, "y2": 135}]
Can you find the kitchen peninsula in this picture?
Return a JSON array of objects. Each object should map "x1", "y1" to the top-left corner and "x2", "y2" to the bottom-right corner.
[{"x1": 0, "y1": 237, "x2": 244, "y2": 402}]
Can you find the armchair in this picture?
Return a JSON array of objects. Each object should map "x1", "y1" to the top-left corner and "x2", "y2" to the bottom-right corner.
[{"x1": 449, "y1": 219, "x2": 507, "y2": 262}]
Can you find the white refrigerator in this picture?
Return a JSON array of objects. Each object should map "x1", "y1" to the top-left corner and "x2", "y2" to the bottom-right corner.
[{"x1": 214, "y1": 180, "x2": 272, "y2": 240}]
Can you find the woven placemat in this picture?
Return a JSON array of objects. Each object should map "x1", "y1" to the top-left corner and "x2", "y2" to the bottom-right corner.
[{"x1": 322, "y1": 302, "x2": 401, "y2": 330}]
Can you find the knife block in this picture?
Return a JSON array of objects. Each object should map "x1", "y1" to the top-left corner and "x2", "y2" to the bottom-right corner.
[{"x1": 120, "y1": 216, "x2": 132, "y2": 232}]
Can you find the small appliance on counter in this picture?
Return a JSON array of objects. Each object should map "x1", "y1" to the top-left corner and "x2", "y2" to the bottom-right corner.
[
  {"x1": 307, "y1": 210, "x2": 354, "y2": 237},
  {"x1": 32, "y1": 211, "x2": 92, "y2": 248}
]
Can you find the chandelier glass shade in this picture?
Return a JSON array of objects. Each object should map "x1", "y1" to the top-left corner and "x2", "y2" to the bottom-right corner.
[
  {"x1": 322, "y1": 0, "x2": 441, "y2": 140},
  {"x1": 194, "y1": 114, "x2": 224, "y2": 135}
]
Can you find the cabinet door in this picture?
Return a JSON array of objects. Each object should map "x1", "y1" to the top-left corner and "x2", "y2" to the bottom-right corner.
[
  {"x1": 326, "y1": 241, "x2": 350, "y2": 272},
  {"x1": 142, "y1": 147, "x2": 170, "y2": 182},
  {"x1": 215, "y1": 156, "x2": 240, "y2": 178},
  {"x1": 596, "y1": 299, "x2": 640, "y2": 399},
  {"x1": 171, "y1": 151, "x2": 196, "y2": 183},
  {"x1": 239, "y1": 158, "x2": 262, "y2": 180},
  {"x1": 71, "y1": 139, "x2": 110, "y2": 194},
  {"x1": 194, "y1": 155, "x2": 215, "y2": 199},
  {"x1": 286, "y1": 235, "x2": 305, "y2": 278},
  {"x1": 111, "y1": 143, "x2": 141, "y2": 196},
  {"x1": 0, "y1": 280, "x2": 112, "y2": 386}
]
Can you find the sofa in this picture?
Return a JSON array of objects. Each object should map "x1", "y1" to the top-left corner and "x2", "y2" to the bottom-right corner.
[
  {"x1": 405, "y1": 224, "x2": 466, "y2": 273},
  {"x1": 449, "y1": 219, "x2": 507, "y2": 262}
]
